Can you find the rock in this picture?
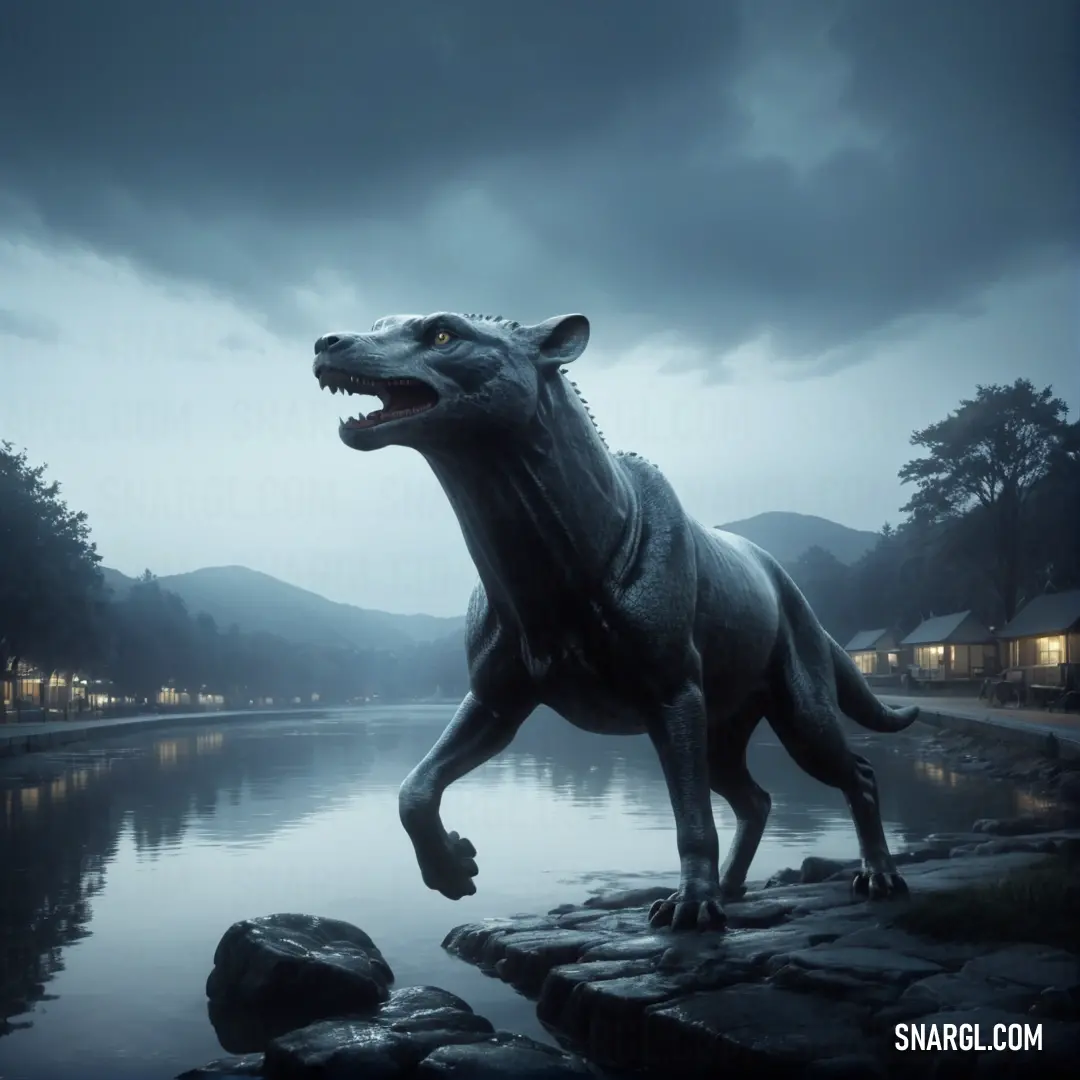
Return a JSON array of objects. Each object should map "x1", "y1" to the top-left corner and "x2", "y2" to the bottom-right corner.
[
  {"x1": 801, "y1": 856, "x2": 858, "y2": 884},
  {"x1": 1057, "y1": 771, "x2": 1080, "y2": 807},
  {"x1": 901, "y1": 973, "x2": 1036, "y2": 1013},
  {"x1": 806, "y1": 1054, "x2": 886, "y2": 1079},
  {"x1": 536, "y1": 959, "x2": 655, "y2": 1032},
  {"x1": 206, "y1": 914, "x2": 393, "y2": 1024},
  {"x1": 722, "y1": 899, "x2": 793, "y2": 929},
  {"x1": 491, "y1": 929, "x2": 620, "y2": 995},
  {"x1": 415, "y1": 1033, "x2": 594, "y2": 1078},
  {"x1": 562, "y1": 972, "x2": 690, "y2": 1069},
  {"x1": 769, "y1": 962, "x2": 901, "y2": 1008},
  {"x1": 1029, "y1": 985, "x2": 1080, "y2": 1021},
  {"x1": 264, "y1": 1020, "x2": 413, "y2": 1079},
  {"x1": 960, "y1": 944, "x2": 1080, "y2": 990},
  {"x1": 376, "y1": 986, "x2": 475, "y2": 1023},
  {"x1": 263, "y1": 1007, "x2": 496, "y2": 1080},
  {"x1": 643, "y1": 984, "x2": 875, "y2": 1070},
  {"x1": 770, "y1": 945, "x2": 944, "y2": 984},
  {"x1": 176, "y1": 1054, "x2": 265, "y2": 1079},
  {"x1": 829, "y1": 927, "x2": 981, "y2": 967},
  {"x1": 582, "y1": 885, "x2": 673, "y2": 910},
  {"x1": 440, "y1": 848, "x2": 1080, "y2": 1076},
  {"x1": 764, "y1": 867, "x2": 801, "y2": 888},
  {"x1": 972, "y1": 811, "x2": 1080, "y2": 836},
  {"x1": 970, "y1": 837, "x2": 1057, "y2": 856}
]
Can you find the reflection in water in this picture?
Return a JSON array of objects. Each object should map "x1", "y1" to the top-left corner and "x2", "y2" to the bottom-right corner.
[{"x1": 0, "y1": 706, "x2": 1025, "y2": 1080}]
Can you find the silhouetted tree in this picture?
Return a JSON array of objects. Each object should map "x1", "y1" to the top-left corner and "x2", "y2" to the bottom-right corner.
[
  {"x1": 0, "y1": 443, "x2": 104, "y2": 718},
  {"x1": 106, "y1": 571, "x2": 196, "y2": 702},
  {"x1": 898, "y1": 379, "x2": 1070, "y2": 622}
]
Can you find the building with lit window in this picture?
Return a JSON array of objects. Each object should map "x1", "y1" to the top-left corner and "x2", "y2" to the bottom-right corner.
[
  {"x1": 996, "y1": 589, "x2": 1080, "y2": 689},
  {"x1": 843, "y1": 629, "x2": 900, "y2": 677},
  {"x1": 899, "y1": 611, "x2": 999, "y2": 682}
]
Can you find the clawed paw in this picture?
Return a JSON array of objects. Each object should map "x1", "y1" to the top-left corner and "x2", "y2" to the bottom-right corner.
[
  {"x1": 419, "y1": 830, "x2": 479, "y2": 900},
  {"x1": 648, "y1": 892, "x2": 727, "y2": 933},
  {"x1": 852, "y1": 869, "x2": 909, "y2": 900}
]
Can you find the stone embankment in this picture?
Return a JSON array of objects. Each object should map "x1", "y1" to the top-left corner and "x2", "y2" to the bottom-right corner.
[{"x1": 181, "y1": 817, "x2": 1079, "y2": 1079}]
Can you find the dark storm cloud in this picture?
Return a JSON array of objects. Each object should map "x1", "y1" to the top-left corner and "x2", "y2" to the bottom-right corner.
[{"x1": 1, "y1": 0, "x2": 1075, "y2": 365}]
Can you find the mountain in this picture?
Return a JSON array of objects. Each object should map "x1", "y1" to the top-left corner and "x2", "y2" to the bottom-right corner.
[
  {"x1": 98, "y1": 565, "x2": 465, "y2": 650},
  {"x1": 716, "y1": 511, "x2": 878, "y2": 566}
]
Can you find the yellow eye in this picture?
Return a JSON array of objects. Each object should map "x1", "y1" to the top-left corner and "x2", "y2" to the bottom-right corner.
[{"x1": 432, "y1": 329, "x2": 453, "y2": 346}]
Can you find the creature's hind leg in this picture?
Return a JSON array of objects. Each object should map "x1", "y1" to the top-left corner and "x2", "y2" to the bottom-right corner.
[
  {"x1": 766, "y1": 645, "x2": 907, "y2": 899},
  {"x1": 708, "y1": 706, "x2": 771, "y2": 901}
]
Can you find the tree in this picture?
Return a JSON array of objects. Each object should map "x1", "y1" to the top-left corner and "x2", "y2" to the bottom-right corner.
[
  {"x1": 1022, "y1": 418, "x2": 1080, "y2": 598},
  {"x1": 106, "y1": 571, "x2": 196, "y2": 703},
  {"x1": 898, "y1": 380, "x2": 1070, "y2": 622},
  {"x1": 0, "y1": 442, "x2": 104, "y2": 718}
]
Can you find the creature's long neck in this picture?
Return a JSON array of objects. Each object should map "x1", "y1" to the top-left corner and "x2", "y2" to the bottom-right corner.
[{"x1": 423, "y1": 375, "x2": 636, "y2": 636}]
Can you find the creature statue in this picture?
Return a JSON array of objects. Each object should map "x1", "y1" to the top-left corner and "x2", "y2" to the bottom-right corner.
[{"x1": 312, "y1": 313, "x2": 919, "y2": 932}]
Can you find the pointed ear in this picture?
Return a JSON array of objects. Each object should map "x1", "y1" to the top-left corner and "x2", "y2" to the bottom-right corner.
[{"x1": 531, "y1": 314, "x2": 590, "y2": 368}]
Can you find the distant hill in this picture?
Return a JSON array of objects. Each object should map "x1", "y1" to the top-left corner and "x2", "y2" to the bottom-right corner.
[
  {"x1": 716, "y1": 511, "x2": 878, "y2": 566},
  {"x1": 98, "y1": 565, "x2": 465, "y2": 650}
]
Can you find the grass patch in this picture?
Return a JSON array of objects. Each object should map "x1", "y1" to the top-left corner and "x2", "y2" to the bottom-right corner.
[{"x1": 894, "y1": 855, "x2": 1080, "y2": 952}]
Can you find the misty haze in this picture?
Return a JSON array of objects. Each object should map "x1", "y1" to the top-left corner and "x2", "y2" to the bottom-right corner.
[{"x1": 1, "y1": 3, "x2": 1078, "y2": 1080}]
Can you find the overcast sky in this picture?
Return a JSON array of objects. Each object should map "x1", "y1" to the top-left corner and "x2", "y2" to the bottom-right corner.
[{"x1": 1, "y1": 0, "x2": 1076, "y2": 618}]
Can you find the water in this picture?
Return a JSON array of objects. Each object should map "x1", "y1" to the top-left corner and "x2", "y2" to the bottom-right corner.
[{"x1": 0, "y1": 705, "x2": 1026, "y2": 1080}]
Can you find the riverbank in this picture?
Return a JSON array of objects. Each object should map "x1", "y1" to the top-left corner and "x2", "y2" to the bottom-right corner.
[
  {"x1": 0, "y1": 706, "x2": 337, "y2": 757},
  {"x1": 881, "y1": 694, "x2": 1080, "y2": 763}
]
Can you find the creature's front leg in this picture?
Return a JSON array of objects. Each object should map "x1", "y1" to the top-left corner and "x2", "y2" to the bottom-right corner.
[
  {"x1": 646, "y1": 677, "x2": 727, "y2": 932},
  {"x1": 399, "y1": 691, "x2": 532, "y2": 900}
]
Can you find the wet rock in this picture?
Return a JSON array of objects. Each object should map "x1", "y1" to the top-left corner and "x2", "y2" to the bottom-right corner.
[
  {"x1": 577, "y1": 934, "x2": 670, "y2": 963},
  {"x1": 972, "y1": 811, "x2": 1080, "y2": 836},
  {"x1": 264, "y1": 1019, "x2": 415, "y2": 1078},
  {"x1": 376, "y1": 985, "x2": 476, "y2": 1023},
  {"x1": 768, "y1": 962, "x2": 901, "y2": 1008},
  {"x1": 969, "y1": 837, "x2": 1057, "y2": 857},
  {"x1": 901, "y1": 972, "x2": 1036, "y2": 1013},
  {"x1": 582, "y1": 885, "x2": 673, "y2": 910},
  {"x1": 829, "y1": 927, "x2": 981, "y2": 968},
  {"x1": 416, "y1": 1032, "x2": 594, "y2": 1078},
  {"x1": 806, "y1": 1054, "x2": 886, "y2": 1080},
  {"x1": 562, "y1": 972, "x2": 689, "y2": 1069},
  {"x1": 722, "y1": 898, "x2": 793, "y2": 928},
  {"x1": 960, "y1": 944, "x2": 1080, "y2": 991},
  {"x1": 1029, "y1": 985, "x2": 1080, "y2": 1021},
  {"x1": 206, "y1": 913, "x2": 393, "y2": 1017},
  {"x1": 493, "y1": 929, "x2": 620, "y2": 995},
  {"x1": 1057, "y1": 771, "x2": 1080, "y2": 807},
  {"x1": 769, "y1": 945, "x2": 943, "y2": 984},
  {"x1": 176, "y1": 1054, "x2": 265, "y2": 1079},
  {"x1": 643, "y1": 984, "x2": 875, "y2": 1070},
  {"x1": 263, "y1": 1006, "x2": 497, "y2": 1080},
  {"x1": 536, "y1": 958, "x2": 655, "y2": 1033},
  {"x1": 764, "y1": 866, "x2": 801, "y2": 888},
  {"x1": 800, "y1": 856, "x2": 858, "y2": 884},
  {"x1": 442, "y1": 848, "x2": 1080, "y2": 1075}
]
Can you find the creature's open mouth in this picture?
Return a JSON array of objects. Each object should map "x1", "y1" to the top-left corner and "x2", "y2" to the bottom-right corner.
[{"x1": 317, "y1": 369, "x2": 439, "y2": 429}]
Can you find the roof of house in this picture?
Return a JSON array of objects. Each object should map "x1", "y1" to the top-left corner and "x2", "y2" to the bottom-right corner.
[
  {"x1": 996, "y1": 589, "x2": 1080, "y2": 640},
  {"x1": 899, "y1": 610, "x2": 994, "y2": 646},
  {"x1": 844, "y1": 629, "x2": 890, "y2": 652}
]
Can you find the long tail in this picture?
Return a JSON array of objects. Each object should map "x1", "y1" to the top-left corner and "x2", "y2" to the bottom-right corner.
[{"x1": 830, "y1": 639, "x2": 919, "y2": 733}]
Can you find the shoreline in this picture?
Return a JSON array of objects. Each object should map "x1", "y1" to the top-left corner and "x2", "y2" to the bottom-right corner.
[{"x1": 3, "y1": 694, "x2": 1077, "y2": 764}]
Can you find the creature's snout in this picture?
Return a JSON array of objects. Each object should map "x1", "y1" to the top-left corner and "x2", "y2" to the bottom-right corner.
[{"x1": 314, "y1": 333, "x2": 358, "y2": 355}]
